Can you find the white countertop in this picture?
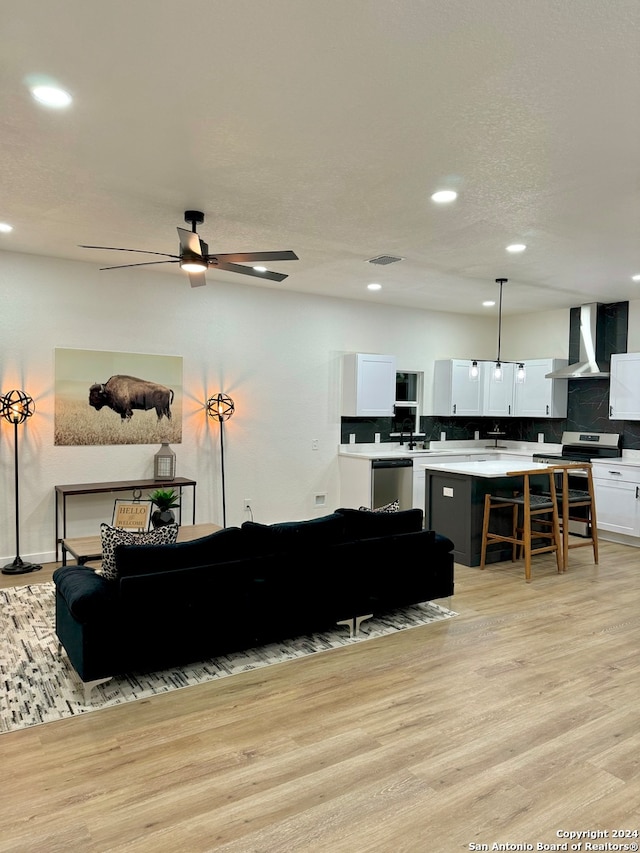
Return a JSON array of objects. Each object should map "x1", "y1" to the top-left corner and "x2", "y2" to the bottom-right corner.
[
  {"x1": 338, "y1": 440, "x2": 560, "y2": 461},
  {"x1": 592, "y1": 457, "x2": 640, "y2": 469},
  {"x1": 419, "y1": 459, "x2": 557, "y2": 478}
]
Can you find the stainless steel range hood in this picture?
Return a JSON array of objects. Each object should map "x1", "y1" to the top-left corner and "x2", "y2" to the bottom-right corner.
[{"x1": 545, "y1": 303, "x2": 610, "y2": 379}]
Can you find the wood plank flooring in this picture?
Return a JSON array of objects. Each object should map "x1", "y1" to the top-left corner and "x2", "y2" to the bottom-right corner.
[{"x1": 1, "y1": 543, "x2": 639, "y2": 852}]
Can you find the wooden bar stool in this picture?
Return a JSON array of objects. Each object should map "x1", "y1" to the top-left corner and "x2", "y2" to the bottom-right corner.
[
  {"x1": 480, "y1": 467, "x2": 563, "y2": 582},
  {"x1": 551, "y1": 462, "x2": 598, "y2": 569}
]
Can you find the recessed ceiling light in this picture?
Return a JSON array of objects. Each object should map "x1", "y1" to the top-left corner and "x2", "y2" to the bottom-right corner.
[
  {"x1": 31, "y1": 85, "x2": 72, "y2": 108},
  {"x1": 367, "y1": 283, "x2": 382, "y2": 291},
  {"x1": 252, "y1": 265, "x2": 267, "y2": 273},
  {"x1": 506, "y1": 243, "x2": 526, "y2": 253},
  {"x1": 483, "y1": 300, "x2": 496, "y2": 307},
  {"x1": 0, "y1": 222, "x2": 13, "y2": 233},
  {"x1": 632, "y1": 274, "x2": 640, "y2": 282},
  {"x1": 431, "y1": 190, "x2": 457, "y2": 203}
]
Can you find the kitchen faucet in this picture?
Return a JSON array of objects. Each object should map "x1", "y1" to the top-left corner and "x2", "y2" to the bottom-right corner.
[{"x1": 399, "y1": 418, "x2": 416, "y2": 450}]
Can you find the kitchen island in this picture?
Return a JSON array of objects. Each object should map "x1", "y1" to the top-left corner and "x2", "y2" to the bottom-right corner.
[{"x1": 422, "y1": 460, "x2": 555, "y2": 567}]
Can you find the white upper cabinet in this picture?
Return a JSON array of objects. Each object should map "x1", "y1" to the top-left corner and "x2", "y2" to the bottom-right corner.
[
  {"x1": 342, "y1": 353, "x2": 397, "y2": 417},
  {"x1": 609, "y1": 352, "x2": 640, "y2": 420},
  {"x1": 433, "y1": 359, "x2": 483, "y2": 416},
  {"x1": 513, "y1": 358, "x2": 568, "y2": 418},
  {"x1": 482, "y1": 361, "x2": 515, "y2": 417},
  {"x1": 435, "y1": 357, "x2": 567, "y2": 418}
]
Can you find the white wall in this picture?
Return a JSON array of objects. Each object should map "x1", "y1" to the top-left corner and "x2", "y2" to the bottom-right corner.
[
  {"x1": 0, "y1": 250, "x2": 498, "y2": 564},
  {"x1": 500, "y1": 308, "x2": 569, "y2": 362},
  {"x1": 626, "y1": 300, "x2": 640, "y2": 351}
]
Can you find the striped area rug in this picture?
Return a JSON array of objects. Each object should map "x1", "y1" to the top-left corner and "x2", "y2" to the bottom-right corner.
[{"x1": 0, "y1": 581, "x2": 456, "y2": 733}]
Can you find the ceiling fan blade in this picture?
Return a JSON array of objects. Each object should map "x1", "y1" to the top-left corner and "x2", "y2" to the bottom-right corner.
[
  {"x1": 214, "y1": 261, "x2": 288, "y2": 283},
  {"x1": 176, "y1": 227, "x2": 203, "y2": 257},
  {"x1": 210, "y1": 250, "x2": 299, "y2": 264},
  {"x1": 99, "y1": 260, "x2": 180, "y2": 271},
  {"x1": 80, "y1": 245, "x2": 179, "y2": 259},
  {"x1": 188, "y1": 271, "x2": 207, "y2": 288}
]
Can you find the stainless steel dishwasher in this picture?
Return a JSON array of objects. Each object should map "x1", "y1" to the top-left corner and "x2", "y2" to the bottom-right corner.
[{"x1": 371, "y1": 458, "x2": 413, "y2": 510}]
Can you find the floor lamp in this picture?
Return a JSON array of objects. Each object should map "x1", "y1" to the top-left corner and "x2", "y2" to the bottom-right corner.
[
  {"x1": 206, "y1": 393, "x2": 235, "y2": 527},
  {"x1": 1, "y1": 389, "x2": 42, "y2": 575}
]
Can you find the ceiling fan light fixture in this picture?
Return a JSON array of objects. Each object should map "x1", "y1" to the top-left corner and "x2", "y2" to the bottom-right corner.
[
  {"x1": 180, "y1": 257, "x2": 207, "y2": 273},
  {"x1": 252, "y1": 265, "x2": 268, "y2": 273}
]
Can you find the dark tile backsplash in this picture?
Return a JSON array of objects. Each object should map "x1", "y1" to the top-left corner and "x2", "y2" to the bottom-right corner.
[{"x1": 342, "y1": 383, "x2": 640, "y2": 450}]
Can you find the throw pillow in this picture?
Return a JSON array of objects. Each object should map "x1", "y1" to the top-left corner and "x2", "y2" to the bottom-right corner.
[
  {"x1": 358, "y1": 499, "x2": 400, "y2": 513},
  {"x1": 99, "y1": 522, "x2": 179, "y2": 581}
]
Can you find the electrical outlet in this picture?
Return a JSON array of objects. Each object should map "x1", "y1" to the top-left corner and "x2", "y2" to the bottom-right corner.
[{"x1": 312, "y1": 439, "x2": 319, "y2": 450}]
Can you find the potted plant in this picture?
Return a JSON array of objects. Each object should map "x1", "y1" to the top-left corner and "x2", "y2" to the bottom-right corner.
[{"x1": 149, "y1": 488, "x2": 180, "y2": 528}]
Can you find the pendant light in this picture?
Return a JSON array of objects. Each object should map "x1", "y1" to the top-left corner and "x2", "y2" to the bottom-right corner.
[{"x1": 469, "y1": 278, "x2": 526, "y2": 381}]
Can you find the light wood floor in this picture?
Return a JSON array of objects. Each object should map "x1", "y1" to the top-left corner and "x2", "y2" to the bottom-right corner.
[{"x1": 1, "y1": 543, "x2": 639, "y2": 852}]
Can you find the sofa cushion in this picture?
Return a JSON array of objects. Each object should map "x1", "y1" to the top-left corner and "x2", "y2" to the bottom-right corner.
[
  {"x1": 100, "y1": 522, "x2": 179, "y2": 580},
  {"x1": 115, "y1": 526, "x2": 247, "y2": 577},
  {"x1": 53, "y1": 565, "x2": 116, "y2": 622},
  {"x1": 242, "y1": 513, "x2": 346, "y2": 553},
  {"x1": 334, "y1": 507, "x2": 423, "y2": 539}
]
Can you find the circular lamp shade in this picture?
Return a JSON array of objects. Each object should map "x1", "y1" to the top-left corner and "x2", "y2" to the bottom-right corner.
[
  {"x1": 1, "y1": 390, "x2": 35, "y2": 424},
  {"x1": 206, "y1": 393, "x2": 235, "y2": 422}
]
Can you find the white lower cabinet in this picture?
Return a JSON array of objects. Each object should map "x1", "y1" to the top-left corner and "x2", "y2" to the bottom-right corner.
[{"x1": 593, "y1": 464, "x2": 640, "y2": 539}]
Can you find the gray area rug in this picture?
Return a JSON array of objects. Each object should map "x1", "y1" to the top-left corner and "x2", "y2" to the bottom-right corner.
[{"x1": 1, "y1": 582, "x2": 456, "y2": 733}]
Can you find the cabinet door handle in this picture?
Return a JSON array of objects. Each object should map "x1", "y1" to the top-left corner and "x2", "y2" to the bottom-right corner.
[
  {"x1": 610, "y1": 405, "x2": 613, "y2": 417},
  {"x1": 636, "y1": 487, "x2": 639, "y2": 499},
  {"x1": 609, "y1": 470, "x2": 622, "y2": 475},
  {"x1": 453, "y1": 403, "x2": 456, "y2": 414},
  {"x1": 508, "y1": 404, "x2": 511, "y2": 415},
  {"x1": 546, "y1": 405, "x2": 549, "y2": 415}
]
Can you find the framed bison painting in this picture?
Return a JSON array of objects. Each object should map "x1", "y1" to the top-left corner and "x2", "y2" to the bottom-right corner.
[{"x1": 54, "y1": 348, "x2": 183, "y2": 446}]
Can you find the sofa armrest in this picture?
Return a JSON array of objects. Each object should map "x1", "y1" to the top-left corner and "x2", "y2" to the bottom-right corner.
[{"x1": 53, "y1": 565, "x2": 117, "y2": 623}]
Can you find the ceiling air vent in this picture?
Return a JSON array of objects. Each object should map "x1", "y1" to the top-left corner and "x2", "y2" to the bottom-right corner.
[{"x1": 366, "y1": 255, "x2": 404, "y2": 266}]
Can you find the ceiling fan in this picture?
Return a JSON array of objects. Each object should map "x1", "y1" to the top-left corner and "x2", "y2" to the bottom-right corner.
[{"x1": 80, "y1": 210, "x2": 299, "y2": 288}]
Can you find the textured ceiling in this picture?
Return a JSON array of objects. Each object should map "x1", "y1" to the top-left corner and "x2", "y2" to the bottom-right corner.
[{"x1": 1, "y1": 0, "x2": 639, "y2": 315}]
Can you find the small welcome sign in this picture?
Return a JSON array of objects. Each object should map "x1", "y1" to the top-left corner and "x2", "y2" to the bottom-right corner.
[{"x1": 112, "y1": 500, "x2": 152, "y2": 531}]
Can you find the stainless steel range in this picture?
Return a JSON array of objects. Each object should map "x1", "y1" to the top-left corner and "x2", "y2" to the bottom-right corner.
[
  {"x1": 533, "y1": 431, "x2": 621, "y2": 536},
  {"x1": 533, "y1": 431, "x2": 621, "y2": 466}
]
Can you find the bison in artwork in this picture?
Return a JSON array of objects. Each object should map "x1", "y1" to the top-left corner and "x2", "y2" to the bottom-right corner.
[{"x1": 89, "y1": 375, "x2": 174, "y2": 421}]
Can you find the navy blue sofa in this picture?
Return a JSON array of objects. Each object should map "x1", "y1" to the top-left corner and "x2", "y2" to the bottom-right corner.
[{"x1": 53, "y1": 508, "x2": 454, "y2": 690}]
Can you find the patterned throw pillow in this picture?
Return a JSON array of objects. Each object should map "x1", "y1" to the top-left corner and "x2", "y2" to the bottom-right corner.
[
  {"x1": 99, "y1": 522, "x2": 179, "y2": 581},
  {"x1": 358, "y1": 499, "x2": 400, "y2": 513}
]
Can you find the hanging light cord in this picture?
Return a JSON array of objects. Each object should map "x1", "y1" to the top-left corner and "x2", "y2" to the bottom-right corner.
[{"x1": 496, "y1": 277, "x2": 507, "y2": 364}]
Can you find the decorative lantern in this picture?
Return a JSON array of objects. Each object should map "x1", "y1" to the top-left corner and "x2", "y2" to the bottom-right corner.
[{"x1": 154, "y1": 442, "x2": 176, "y2": 481}]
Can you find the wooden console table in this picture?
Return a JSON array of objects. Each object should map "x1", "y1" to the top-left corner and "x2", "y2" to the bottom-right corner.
[{"x1": 54, "y1": 477, "x2": 197, "y2": 561}]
